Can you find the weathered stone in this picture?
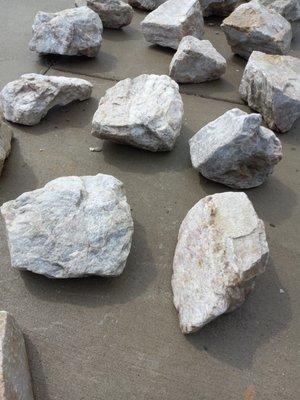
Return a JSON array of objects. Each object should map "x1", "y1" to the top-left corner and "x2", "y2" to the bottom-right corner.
[
  {"x1": 92, "y1": 74, "x2": 183, "y2": 151},
  {"x1": 189, "y1": 108, "x2": 282, "y2": 188},
  {"x1": 172, "y1": 192, "x2": 269, "y2": 334},
  {"x1": 141, "y1": 0, "x2": 204, "y2": 49},
  {"x1": 0, "y1": 121, "x2": 12, "y2": 176},
  {"x1": 1, "y1": 174, "x2": 134, "y2": 279},
  {"x1": 199, "y1": 0, "x2": 239, "y2": 17},
  {"x1": 240, "y1": 51, "x2": 300, "y2": 133},
  {"x1": 221, "y1": 0, "x2": 292, "y2": 59},
  {"x1": 29, "y1": 7, "x2": 103, "y2": 57},
  {"x1": 0, "y1": 74, "x2": 93, "y2": 126},
  {"x1": 258, "y1": 0, "x2": 300, "y2": 21},
  {"x1": 128, "y1": 0, "x2": 163, "y2": 10},
  {"x1": 0, "y1": 311, "x2": 34, "y2": 400},
  {"x1": 169, "y1": 37, "x2": 226, "y2": 83}
]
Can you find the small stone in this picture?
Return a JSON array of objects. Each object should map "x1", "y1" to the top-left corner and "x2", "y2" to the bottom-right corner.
[
  {"x1": 0, "y1": 74, "x2": 93, "y2": 126},
  {"x1": 169, "y1": 37, "x2": 226, "y2": 83},
  {"x1": 199, "y1": 0, "x2": 239, "y2": 17},
  {"x1": 1, "y1": 174, "x2": 134, "y2": 278},
  {"x1": 141, "y1": 0, "x2": 204, "y2": 49},
  {"x1": 221, "y1": 0, "x2": 292, "y2": 59},
  {"x1": 189, "y1": 108, "x2": 282, "y2": 189},
  {"x1": 258, "y1": 0, "x2": 300, "y2": 21},
  {"x1": 172, "y1": 192, "x2": 269, "y2": 334},
  {"x1": 0, "y1": 311, "x2": 34, "y2": 399},
  {"x1": 0, "y1": 121, "x2": 12, "y2": 176},
  {"x1": 239, "y1": 51, "x2": 300, "y2": 133},
  {"x1": 92, "y1": 74, "x2": 183, "y2": 152},
  {"x1": 128, "y1": 0, "x2": 162, "y2": 11}
]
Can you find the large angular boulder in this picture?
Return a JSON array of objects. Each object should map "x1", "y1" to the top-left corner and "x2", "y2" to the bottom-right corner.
[
  {"x1": 1, "y1": 174, "x2": 134, "y2": 279},
  {"x1": 199, "y1": 0, "x2": 239, "y2": 17},
  {"x1": 128, "y1": 0, "x2": 163, "y2": 10},
  {"x1": 172, "y1": 192, "x2": 269, "y2": 334},
  {"x1": 258, "y1": 0, "x2": 300, "y2": 21},
  {"x1": 221, "y1": 0, "x2": 292, "y2": 59},
  {"x1": 141, "y1": 0, "x2": 204, "y2": 49},
  {"x1": 0, "y1": 121, "x2": 12, "y2": 176},
  {"x1": 240, "y1": 51, "x2": 300, "y2": 133},
  {"x1": 169, "y1": 37, "x2": 226, "y2": 83},
  {"x1": 29, "y1": 7, "x2": 103, "y2": 57},
  {"x1": 0, "y1": 74, "x2": 93, "y2": 126},
  {"x1": 92, "y1": 74, "x2": 184, "y2": 151},
  {"x1": 189, "y1": 108, "x2": 282, "y2": 188}
]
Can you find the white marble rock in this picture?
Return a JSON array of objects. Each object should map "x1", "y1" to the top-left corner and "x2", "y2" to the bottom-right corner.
[
  {"x1": 128, "y1": 0, "x2": 163, "y2": 10},
  {"x1": 0, "y1": 121, "x2": 12, "y2": 176},
  {"x1": 0, "y1": 174, "x2": 134, "y2": 279},
  {"x1": 92, "y1": 74, "x2": 184, "y2": 151},
  {"x1": 172, "y1": 192, "x2": 269, "y2": 334},
  {"x1": 240, "y1": 51, "x2": 300, "y2": 133},
  {"x1": 199, "y1": 0, "x2": 239, "y2": 17},
  {"x1": 258, "y1": 0, "x2": 300, "y2": 21}
]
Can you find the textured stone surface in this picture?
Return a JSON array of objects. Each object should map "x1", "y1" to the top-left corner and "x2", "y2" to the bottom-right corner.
[
  {"x1": 1, "y1": 174, "x2": 134, "y2": 279},
  {"x1": 29, "y1": 6, "x2": 103, "y2": 57},
  {"x1": 259, "y1": 0, "x2": 300, "y2": 21},
  {"x1": 0, "y1": 73, "x2": 93, "y2": 126},
  {"x1": 92, "y1": 74, "x2": 183, "y2": 151},
  {"x1": 129, "y1": 0, "x2": 162, "y2": 10},
  {"x1": 189, "y1": 108, "x2": 282, "y2": 188},
  {"x1": 172, "y1": 192, "x2": 269, "y2": 334},
  {"x1": 221, "y1": 0, "x2": 292, "y2": 59},
  {"x1": 141, "y1": 0, "x2": 204, "y2": 49},
  {"x1": 0, "y1": 311, "x2": 34, "y2": 400},
  {"x1": 170, "y1": 37, "x2": 226, "y2": 83},
  {"x1": 199, "y1": 0, "x2": 239, "y2": 17},
  {"x1": 240, "y1": 51, "x2": 300, "y2": 133},
  {"x1": 0, "y1": 121, "x2": 12, "y2": 176}
]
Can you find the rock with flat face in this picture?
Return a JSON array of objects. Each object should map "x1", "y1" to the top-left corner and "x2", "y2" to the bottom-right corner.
[
  {"x1": 0, "y1": 121, "x2": 12, "y2": 176},
  {"x1": 199, "y1": 0, "x2": 239, "y2": 17},
  {"x1": 29, "y1": 7, "x2": 103, "y2": 57},
  {"x1": 258, "y1": 0, "x2": 300, "y2": 21},
  {"x1": 170, "y1": 37, "x2": 226, "y2": 83},
  {"x1": 141, "y1": 0, "x2": 204, "y2": 49},
  {"x1": 172, "y1": 192, "x2": 269, "y2": 334},
  {"x1": 189, "y1": 108, "x2": 282, "y2": 188},
  {"x1": 128, "y1": 0, "x2": 163, "y2": 10},
  {"x1": 0, "y1": 74, "x2": 93, "y2": 126},
  {"x1": 240, "y1": 51, "x2": 300, "y2": 133},
  {"x1": 1, "y1": 174, "x2": 134, "y2": 279},
  {"x1": 92, "y1": 74, "x2": 183, "y2": 151},
  {"x1": 0, "y1": 311, "x2": 34, "y2": 400},
  {"x1": 221, "y1": 0, "x2": 292, "y2": 59}
]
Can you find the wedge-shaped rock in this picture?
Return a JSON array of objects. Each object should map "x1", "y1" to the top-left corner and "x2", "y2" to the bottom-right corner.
[
  {"x1": 0, "y1": 311, "x2": 34, "y2": 400},
  {"x1": 172, "y1": 192, "x2": 269, "y2": 334},
  {"x1": 240, "y1": 51, "x2": 300, "y2": 133},
  {"x1": 1, "y1": 174, "x2": 134, "y2": 279},
  {"x1": 0, "y1": 121, "x2": 12, "y2": 176},
  {"x1": 170, "y1": 37, "x2": 226, "y2": 83},
  {"x1": 29, "y1": 7, "x2": 103, "y2": 57},
  {"x1": 0, "y1": 74, "x2": 93, "y2": 126},
  {"x1": 258, "y1": 0, "x2": 300, "y2": 21},
  {"x1": 199, "y1": 0, "x2": 239, "y2": 17},
  {"x1": 141, "y1": 0, "x2": 204, "y2": 49},
  {"x1": 221, "y1": 0, "x2": 292, "y2": 59},
  {"x1": 92, "y1": 74, "x2": 183, "y2": 151},
  {"x1": 129, "y1": 0, "x2": 162, "y2": 10}
]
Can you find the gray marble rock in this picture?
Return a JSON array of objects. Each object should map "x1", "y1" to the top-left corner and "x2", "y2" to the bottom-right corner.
[
  {"x1": 0, "y1": 121, "x2": 12, "y2": 176},
  {"x1": 1, "y1": 174, "x2": 134, "y2": 279},
  {"x1": 128, "y1": 0, "x2": 163, "y2": 10},
  {"x1": 141, "y1": 0, "x2": 204, "y2": 49},
  {"x1": 92, "y1": 74, "x2": 183, "y2": 151},
  {"x1": 240, "y1": 51, "x2": 300, "y2": 133},
  {"x1": 221, "y1": 0, "x2": 292, "y2": 59},
  {"x1": 29, "y1": 6, "x2": 103, "y2": 57},
  {"x1": 172, "y1": 192, "x2": 269, "y2": 334},
  {"x1": 169, "y1": 37, "x2": 226, "y2": 83},
  {"x1": 0, "y1": 311, "x2": 34, "y2": 400},
  {"x1": 258, "y1": 0, "x2": 300, "y2": 21},
  {"x1": 199, "y1": 0, "x2": 239, "y2": 17},
  {"x1": 0, "y1": 74, "x2": 93, "y2": 126},
  {"x1": 189, "y1": 108, "x2": 282, "y2": 188}
]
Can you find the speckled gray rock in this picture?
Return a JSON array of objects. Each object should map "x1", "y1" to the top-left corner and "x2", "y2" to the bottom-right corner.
[
  {"x1": 0, "y1": 121, "x2": 12, "y2": 176},
  {"x1": 199, "y1": 0, "x2": 239, "y2": 17},
  {"x1": 92, "y1": 74, "x2": 183, "y2": 151},
  {"x1": 128, "y1": 0, "x2": 163, "y2": 10},
  {"x1": 170, "y1": 37, "x2": 226, "y2": 83},
  {"x1": 240, "y1": 51, "x2": 300, "y2": 133},
  {"x1": 0, "y1": 311, "x2": 34, "y2": 400},
  {"x1": 141, "y1": 0, "x2": 204, "y2": 49},
  {"x1": 0, "y1": 74, "x2": 93, "y2": 126},
  {"x1": 221, "y1": 0, "x2": 292, "y2": 59},
  {"x1": 189, "y1": 108, "x2": 282, "y2": 188},
  {"x1": 258, "y1": 0, "x2": 300, "y2": 21},
  {"x1": 29, "y1": 7, "x2": 103, "y2": 57},
  {"x1": 172, "y1": 192, "x2": 269, "y2": 334},
  {"x1": 0, "y1": 174, "x2": 134, "y2": 279}
]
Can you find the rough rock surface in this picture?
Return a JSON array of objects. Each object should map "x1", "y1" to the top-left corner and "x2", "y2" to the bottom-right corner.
[
  {"x1": 0, "y1": 121, "x2": 12, "y2": 176},
  {"x1": 240, "y1": 51, "x2": 300, "y2": 133},
  {"x1": 221, "y1": 0, "x2": 292, "y2": 59},
  {"x1": 0, "y1": 311, "x2": 34, "y2": 400},
  {"x1": 141, "y1": 0, "x2": 204, "y2": 49},
  {"x1": 199, "y1": 0, "x2": 239, "y2": 17},
  {"x1": 92, "y1": 74, "x2": 183, "y2": 151},
  {"x1": 258, "y1": 0, "x2": 300, "y2": 21},
  {"x1": 0, "y1": 74, "x2": 93, "y2": 126},
  {"x1": 169, "y1": 37, "x2": 226, "y2": 83},
  {"x1": 1, "y1": 174, "x2": 134, "y2": 279},
  {"x1": 29, "y1": 7, "x2": 103, "y2": 57},
  {"x1": 129, "y1": 0, "x2": 163, "y2": 10},
  {"x1": 189, "y1": 108, "x2": 282, "y2": 188},
  {"x1": 172, "y1": 192, "x2": 269, "y2": 334}
]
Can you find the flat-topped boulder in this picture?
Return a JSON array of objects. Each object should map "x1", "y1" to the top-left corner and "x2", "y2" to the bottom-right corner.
[
  {"x1": 199, "y1": 0, "x2": 239, "y2": 17},
  {"x1": 258, "y1": 0, "x2": 300, "y2": 21},
  {"x1": 0, "y1": 121, "x2": 12, "y2": 176}
]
